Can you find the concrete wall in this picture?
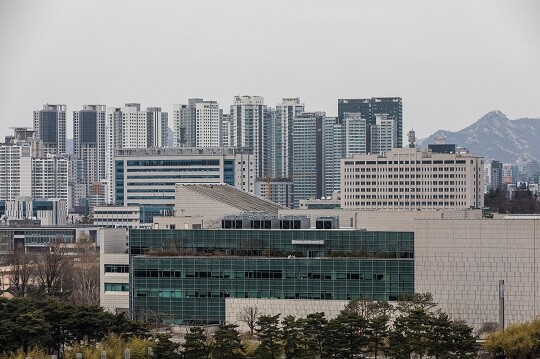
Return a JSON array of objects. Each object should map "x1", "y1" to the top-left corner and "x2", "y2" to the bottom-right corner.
[
  {"x1": 225, "y1": 298, "x2": 348, "y2": 333},
  {"x1": 279, "y1": 208, "x2": 482, "y2": 231},
  {"x1": 174, "y1": 186, "x2": 244, "y2": 228},
  {"x1": 415, "y1": 218, "x2": 540, "y2": 330}
]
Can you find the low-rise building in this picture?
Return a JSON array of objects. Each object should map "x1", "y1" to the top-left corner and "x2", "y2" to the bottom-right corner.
[
  {"x1": 93, "y1": 206, "x2": 140, "y2": 229},
  {"x1": 128, "y1": 222, "x2": 414, "y2": 325}
]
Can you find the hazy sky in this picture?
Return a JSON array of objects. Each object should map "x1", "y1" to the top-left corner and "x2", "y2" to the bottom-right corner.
[{"x1": 1, "y1": 0, "x2": 539, "y2": 139}]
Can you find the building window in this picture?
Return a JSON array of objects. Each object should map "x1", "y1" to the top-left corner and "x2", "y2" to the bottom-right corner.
[{"x1": 105, "y1": 283, "x2": 129, "y2": 291}]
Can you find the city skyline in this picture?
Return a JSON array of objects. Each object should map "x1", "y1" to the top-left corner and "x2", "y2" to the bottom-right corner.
[{"x1": 1, "y1": 0, "x2": 539, "y2": 140}]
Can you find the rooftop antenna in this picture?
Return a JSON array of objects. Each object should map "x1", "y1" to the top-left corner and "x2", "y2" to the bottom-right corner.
[{"x1": 408, "y1": 128, "x2": 416, "y2": 148}]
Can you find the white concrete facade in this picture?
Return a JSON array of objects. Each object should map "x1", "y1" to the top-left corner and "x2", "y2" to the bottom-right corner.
[
  {"x1": 230, "y1": 96, "x2": 268, "y2": 178},
  {"x1": 99, "y1": 228, "x2": 130, "y2": 315},
  {"x1": 225, "y1": 298, "x2": 349, "y2": 333},
  {"x1": 279, "y1": 208, "x2": 483, "y2": 231},
  {"x1": 93, "y1": 206, "x2": 141, "y2": 228},
  {"x1": 415, "y1": 218, "x2": 540, "y2": 330},
  {"x1": 341, "y1": 148, "x2": 484, "y2": 210}
]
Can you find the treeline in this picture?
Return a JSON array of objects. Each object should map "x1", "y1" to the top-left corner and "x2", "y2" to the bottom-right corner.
[
  {"x1": 485, "y1": 187, "x2": 540, "y2": 214},
  {"x1": 4, "y1": 236, "x2": 99, "y2": 305},
  {"x1": 176, "y1": 293, "x2": 479, "y2": 359},
  {"x1": 0, "y1": 297, "x2": 147, "y2": 358},
  {"x1": 0, "y1": 294, "x2": 480, "y2": 358}
]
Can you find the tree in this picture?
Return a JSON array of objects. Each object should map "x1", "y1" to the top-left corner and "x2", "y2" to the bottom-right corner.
[
  {"x1": 153, "y1": 334, "x2": 181, "y2": 359},
  {"x1": 7, "y1": 248, "x2": 34, "y2": 297},
  {"x1": 449, "y1": 321, "x2": 478, "y2": 358},
  {"x1": 14, "y1": 309, "x2": 52, "y2": 353},
  {"x1": 343, "y1": 295, "x2": 375, "y2": 319},
  {"x1": 299, "y1": 312, "x2": 327, "y2": 358},
  {"x1": 69, "y1": 239, "x2": 100, "y2": 305},
  {"x1": 35, "y1": 239, "x2": 71, "y2": 297},
  {"x1": 182, "y1": 326, "x2": 209, "y2": 359},
  {"x1": 477, "y1": 321, "x2": 499, "y2": 338},
  {"x1": 211, "y1": 324, "x2": 245, "y2": 359},
  {"x1": 323, "y1": 311, "x2": 366, "y2": 359},
  {"x1": 281, "y1": 315, "x2": 303, "y2": 359},
  {"x1": 237, "y1": 306, "x2": 260, "y2": 337},
  {"x1": 0, "y1": 297, "x2": 149, "y2": 357},
  {"x1": 484, "y1": 319, "x2": 540, "y2": 358},
  {"x1": 366, "y1": 311, "x2": 390, "y2": 359},
  {"x1": 252, "y1": 314, "x2": 282, "y2": 359},
  {"x1": 387, "y1": 308, "x2": 431, "y2": 358},
  {"x1": 396, "y1": 292, "x2": 437, "y2": 314}
]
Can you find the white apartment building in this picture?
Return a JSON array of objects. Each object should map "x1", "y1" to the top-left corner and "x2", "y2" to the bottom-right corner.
[
  {"x1": 0, "y1": 143, "x2": 33, "y2": 200},
  {"x1": 273, "y1": 98, "x2": 305, "y2": 178},
  {"x1": 344, "y1": 113, "x2": 367, "y2": 157},
  {"x1": 33, "y1": 104, "x2": 67, "y2": 156},
  {"x1": 0, "y1": 139, "x2": 68, "y2": 202},
  {"x1": 173, "y1": 99, "x2": 222, "y2": 148},
  {"x1": 341, "y1": 148, "x2": 484, "y2": 210},
  {"x1": 221, "y1": 113, "x2": 233, "y2": 147},
  {"x1": 230, "y1": 96, "x2": 269, "y2": 178},
  {"x1": 370, "y1": 114, "x2": 397, "y2": 154},
  {"x1": 32, "y1": 156, "x2": 69, "y2": 201}
]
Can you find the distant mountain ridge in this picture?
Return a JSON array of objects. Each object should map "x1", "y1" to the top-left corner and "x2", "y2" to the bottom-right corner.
[{"x1": 418, "y1": 111, "x2": 540, "y2": 163}]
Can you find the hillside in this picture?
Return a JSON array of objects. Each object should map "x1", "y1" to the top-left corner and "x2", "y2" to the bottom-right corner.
[{"x1": 418, "y1": 111, "x2": 540, "y2": 163}]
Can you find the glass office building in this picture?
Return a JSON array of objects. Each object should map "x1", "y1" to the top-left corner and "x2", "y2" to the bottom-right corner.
[{"x1": 129, "y1": 228, "x2": 414, "y2": 324}]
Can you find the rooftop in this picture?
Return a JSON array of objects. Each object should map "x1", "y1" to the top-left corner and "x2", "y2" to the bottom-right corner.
[{"x1": 178, "y1": 183, "x2": 286, "y2": 215}]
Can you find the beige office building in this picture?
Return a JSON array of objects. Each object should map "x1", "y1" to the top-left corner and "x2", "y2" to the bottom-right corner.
[
  {"x1": 415, "y1": 217, "x2": 540, "y2": 330},
  {"x1": 341, "y1": 148, "x2": 484, "y2": 210}
]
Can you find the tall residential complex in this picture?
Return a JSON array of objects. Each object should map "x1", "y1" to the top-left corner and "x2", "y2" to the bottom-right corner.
[
  {"x1": 230, "y1": 96, "x2": 270, "y2": 178},
  {"x1": 341, "y1": 148, "x2": 484, "y2": 210},
  {"x1": 370, "y1": 114, "x2": 398, "y2": 154},
  {"x1": 343, "y1": 113, "x2": 368, "y2": 157},
  {"x1": 292, "y1": 112, "x2": 340, "y2": 207},
  {"x1": 272, "y1": 98, "x2": 305, "y2": 178},
  {"x1": 105, "y1": 104, "x2": 168, "y2": 204},
  {"x1": 338, "y1": 97, "x2": 403, "y2": 148},
  {"x1": 73, "y1": 105, "x2": 107, "y2": 199},
  {"x1": 0, "y1": 135, "x2": 68, "y2": 202},
  {"x1": 33, "y1": 104, "x2": 67, "y2": 156},
  {"x1": 0, "y1": 142, "x2": 33, "y2": 200},
  {"x1": 173, "y1": 99, "x2": 221, "y2": 147},
  {"x1": 32, "y1": 156, "x2": 69, "y2": 201}
]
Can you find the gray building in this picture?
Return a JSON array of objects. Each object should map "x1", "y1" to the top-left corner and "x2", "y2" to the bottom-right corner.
[
  {"x1": 33, "y1": 104, "x2": 67, "y2": 156},
  {"x1": 73, "y1": 105, "x2": 107, "y2": 208},
  {"x1": 292, "y1": 112, "x2": 339, "y2": 207},
  {"x1": 338, "y1": 97, "x2": 403, "y2": 148}
]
